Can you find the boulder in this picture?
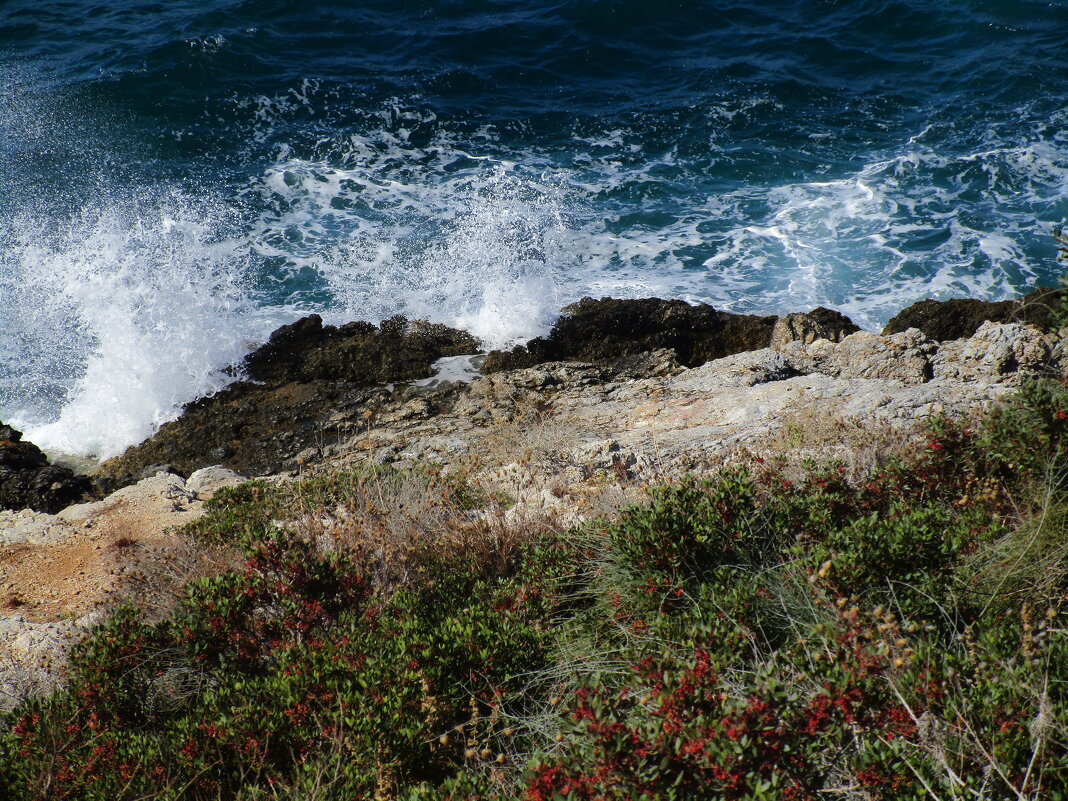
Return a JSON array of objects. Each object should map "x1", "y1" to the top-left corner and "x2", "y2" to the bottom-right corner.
[
  {"x1": 882, "y1": 288, "x2": 1064, "y2": 341},
  {"x1": 482, "y1": 298, "x2": 858, "y2": 373},
  {"x1": 0, "y1": 422, "x2": 90, "y2": 513}
]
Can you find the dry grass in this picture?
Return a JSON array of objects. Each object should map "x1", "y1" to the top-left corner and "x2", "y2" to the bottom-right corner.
[
  {"x1": 750, "y1": 396, "x2": 920, "y2": 480},
  {"x1": 285, "y1": 466, "x2": 565, "y2": 594},
  {"x1": 108, "y1": 534, "x2": 242, "y2": 624}
]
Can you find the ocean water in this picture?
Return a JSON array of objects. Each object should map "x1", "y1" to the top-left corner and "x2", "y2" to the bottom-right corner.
[{"x1": 1, "y1": 0, "x2": 1066, "y2": 459}]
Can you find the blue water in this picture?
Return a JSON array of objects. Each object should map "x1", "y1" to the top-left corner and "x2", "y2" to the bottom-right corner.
[{"x1": 2, "y1": 0, "x2": 1067, "y2": 458}]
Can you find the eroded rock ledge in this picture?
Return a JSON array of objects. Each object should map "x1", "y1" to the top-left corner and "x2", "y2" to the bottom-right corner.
[{"x1": 83, "y1": 293, "x2": 1066, "y2": 493}]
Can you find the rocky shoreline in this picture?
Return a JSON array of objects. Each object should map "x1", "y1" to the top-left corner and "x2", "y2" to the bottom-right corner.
[
  {"x1": 1, "y1": 288, "x2": 1065, "y2": 707},
  {"x1": 63, "y1": 287, "x2": 1068, "y2": 494}
]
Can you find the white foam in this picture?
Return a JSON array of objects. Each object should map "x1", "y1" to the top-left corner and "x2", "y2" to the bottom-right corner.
[
  {"x1": 412, "y1": 355, "x2": 485, "y2": 388},
  {"x1": 252, "y1": 159, "x2": 566, "y2": 349},
  {"x1": 1, "y1": 194, "x2": 282, "y2": 460},
  {"x1": 4, "y1": 85, "x2": 1066, "y2": 461}
]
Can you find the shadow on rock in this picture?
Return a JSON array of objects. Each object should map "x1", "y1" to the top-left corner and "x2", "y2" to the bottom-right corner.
[{"x1": 0, "y1": 423, "x2": 91, "y2": 513}]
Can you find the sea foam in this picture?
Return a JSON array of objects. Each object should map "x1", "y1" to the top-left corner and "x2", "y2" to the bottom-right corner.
[{"x1": 1, "y1": 194, "x2": 277, "y2": 460}]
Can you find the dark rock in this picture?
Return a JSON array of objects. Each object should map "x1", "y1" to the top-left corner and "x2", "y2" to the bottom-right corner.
[
  {"x1": 882, "y1": 288, "x2": 1065, "y2": 341},
  {"x1": 94, "y1": 316, "x2": 480, "y2": 489},
  {"x1": 805, "y1": 307, "x2": 862, "y2": 339},
  {"x1": 244, "y1": 314, "x2": 478, "y2": 384},
  {"x1": 0, "y1": 421, "x2": 91, "y2": 513},
  {"x1": 483, "y1": 297, "x2": 853, "y2": 373},
  {"x1": 209, "y1": 446, "x2": 233, "y2": 462},
  {"x1": 770, "y1": 308, "x2": 861, "y2": 349},
  {"x1": 135, "y1": 464, "x2": 181, "y2": 482}
]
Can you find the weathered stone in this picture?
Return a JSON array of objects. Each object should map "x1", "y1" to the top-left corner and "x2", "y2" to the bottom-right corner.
[
  {"x1": 770, "y1": 308, "x2": 860, "y2": 349},
  {"x1": 94, "y1": 316, "x2": 480, "y2": 489},
  {"x1": 933, "y1": 322, "x2": 1054, "y2": 383},
  {"x1": 780, "y1": 329, "x2": 935, "y2": 385},
  {"x1": 483, "y1": 297, "x2": 783, "y2": 372},
  {"x1": 185, "y1": 466, "x2": 247, "y2": 500}
]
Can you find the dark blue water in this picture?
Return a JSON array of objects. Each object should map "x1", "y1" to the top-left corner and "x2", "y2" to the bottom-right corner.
[{"x1": 2, "y1": 0, "x2": 1067, "y2": 457}]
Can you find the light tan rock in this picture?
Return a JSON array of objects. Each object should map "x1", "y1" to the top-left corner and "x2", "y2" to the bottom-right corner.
[{"x1": 933, "y1": 322, "x2": 1054, "y2": 383}]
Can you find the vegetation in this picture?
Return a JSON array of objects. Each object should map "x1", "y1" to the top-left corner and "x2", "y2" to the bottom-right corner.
[{"x1": 2, "y1": 373, "x2": 1068, "y2": 799}]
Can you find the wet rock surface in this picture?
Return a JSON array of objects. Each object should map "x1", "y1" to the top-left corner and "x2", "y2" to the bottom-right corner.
[
  {"x1": 94, "y1": 316, "x2": 480, "y2": 490},
  {"x1": 0, "y1": 423, "x2": 90, "y2": 514},
  {"x1": 481, "y1": 298, "x2": 859, "y2": 373},
  {"x1": 882, "y1": 287, "x2": 1064, "y2": 341}
]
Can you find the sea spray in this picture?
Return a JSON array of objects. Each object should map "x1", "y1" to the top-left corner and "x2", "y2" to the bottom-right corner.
[{"x1": 1, "y1": 194, "x2": 274, "y2": 460}]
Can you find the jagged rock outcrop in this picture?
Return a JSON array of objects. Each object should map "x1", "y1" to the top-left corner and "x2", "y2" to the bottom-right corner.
[
  {"x1": 882, "y1": 287, "x2": 1064, "y2": 341},
  {"x1": 92, "y1": 297, "x2": 1063, "y2": 497},
  {"x1": 932, "y1": 321, "x2": 1054, "y2": 382},
  {"x1": 778, "y1": 322, "x2": 1061, "y2": 387},
  {"x1": 93, "y1": 316, "x2": 480, "y2": 490},
  {"x1": 243, "y1": 314, "x2": 479, "y2": 384},
  {"x1": 481, "y1": 298, "x2": 858, "y2": 373},
  {"x1": 0, "y1": 422, "x2": 90, "y2": 513},
  {"x1": 777, "y1": 329, "x2": 937, "y2": 385},
  {"x1": 320, "y1": 320, "x2": 1062, "y2": 489}
]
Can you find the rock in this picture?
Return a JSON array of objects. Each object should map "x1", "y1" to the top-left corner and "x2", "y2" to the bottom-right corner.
[
  {"x1": 484, "y1": 298, "x2": 858, "y2": 373},
  {"x1": 670, "y1": 349, "x2": 797, "y2": 391},
  {"x1": 0, "y1": 421, "x2": 90, "y2": 513},
  {"x1": 94, "y1": 316, "x2": 480, "y2": 489},
  {"x1": 780, "y1": 329, "x2": 935, "y2": 385},
  {"x1": 882, "y1": 287, "x2": 1064, "y2": 341},
  {"x1": 185, "y1": 466, "x2": 247, "y2": 500},
  {"x1": 608, "y1": 348, "x2": 685, "y2": 380},
  {"x1": 933, "y1": 322, "x2": 1053, "y2": 383},
  {"x1": 770, "y1": 307, "x2": 860, "y2": 349},
  {"x1": 484, "y1": 298, "x2": 787, "y2": 372},
  {"x1": 244, "y1": 314, "x2": 480, "y2": 384},
  {"x1": 135, "y1": 464, "x2": 181, "y2": 482},
  {"x1": 59, "y1": 471, "x2": 194, "y2": 525}
]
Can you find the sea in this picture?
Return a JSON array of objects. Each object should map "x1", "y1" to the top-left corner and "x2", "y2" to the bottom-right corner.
[{"x1": 1, "y1": 0, "x2": 1066, "y2": 461}]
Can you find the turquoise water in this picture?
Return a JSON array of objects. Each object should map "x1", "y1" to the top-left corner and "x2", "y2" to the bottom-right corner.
[{"x1": 2, "y1": 0, "x2": 1066, "y2": 457}]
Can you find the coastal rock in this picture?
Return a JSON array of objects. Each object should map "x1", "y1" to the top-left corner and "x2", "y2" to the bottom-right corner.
[
  {"x1": 882, "y1": 287, "x2": 1064, "y2": 341},
  {"x1": 778, "y1": 329, "x2": 936, "y2": 385},
  {"x1": 484, "y1": 298, "x2": 858, "y2": 374},
  {"x1": 94, "y1": 316, "x2": 480, "y2": 489},
  {"x1": 669, "y1": 349, "x2": 797, "y2": 390},
  {"x1": 244, "y1": 314, "x2": 480, "y2": 384},
  {"x1": 185, "y1": 466, "x2": 247, "y2": 500},
  {"x1": 769, "y1": 308, "x2": 860, "y2": 349},
  {"x1": 0, "y1": 422, "x2": 90, "y2": 513},
  {"x1": 91, "y1": 296, "x2": 1062, "y2": 499},
  {"x1": 482, "y1": 298, "x2": 778, "y2": 372},
  {"x1": 932, "y1": 322, "x2": 1053, "y2": 383}
]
